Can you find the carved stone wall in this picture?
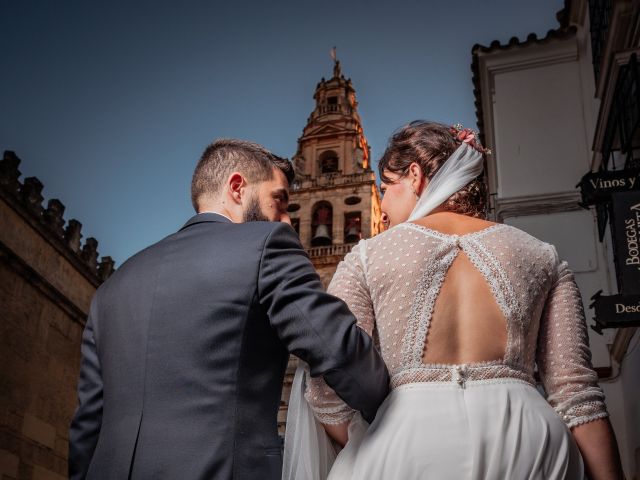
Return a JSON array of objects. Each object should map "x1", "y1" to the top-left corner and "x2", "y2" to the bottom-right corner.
[{"x1": 0, "y1": 151, "x2": 113, "y2": 480}]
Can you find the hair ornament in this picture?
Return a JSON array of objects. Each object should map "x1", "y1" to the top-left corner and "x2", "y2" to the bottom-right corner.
[{"x1": 450, "y1": 123, "x2": 492, "y2": 156}]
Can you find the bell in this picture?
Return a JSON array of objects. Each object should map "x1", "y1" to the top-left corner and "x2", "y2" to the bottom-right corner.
[
  {"x1": 312, "y1": 224, "x2": 332, "y2": 246},
  {"x1": 345, "y1": 226, "x2": 360, "y2": 244}
]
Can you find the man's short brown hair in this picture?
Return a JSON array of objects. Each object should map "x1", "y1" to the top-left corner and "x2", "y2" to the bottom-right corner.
[{"x1": 191, "y1": 139, "x2": 294, "y2": 211}]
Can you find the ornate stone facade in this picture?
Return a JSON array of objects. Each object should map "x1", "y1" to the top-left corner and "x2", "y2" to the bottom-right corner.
[
  {"x1": 289, "y1": 59, "x2": 383, "y2": 286},
  {"x1": 0, "y1": 151, "x2": 114, "y2": 480},
  {"x1": 278, "y1": 61, "x2": 383, "y2": 434}
]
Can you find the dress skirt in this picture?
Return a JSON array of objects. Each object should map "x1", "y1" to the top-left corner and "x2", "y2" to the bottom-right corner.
[{"x1": 328, "y1": 379, "x2": 584, "y2": 480}]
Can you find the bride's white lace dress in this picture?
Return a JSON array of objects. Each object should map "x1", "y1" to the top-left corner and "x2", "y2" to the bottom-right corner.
[{"x1": 289, "y1": 221, "x2": 608, "y2": 479}]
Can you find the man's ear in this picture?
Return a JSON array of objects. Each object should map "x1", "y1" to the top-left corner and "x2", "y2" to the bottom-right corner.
[
  {"x1": 409, "y1": 163, "x2": 425, "y2": 194},
  {"x1": 227, "y1": 172, "x2": 246, "y2": 204}
]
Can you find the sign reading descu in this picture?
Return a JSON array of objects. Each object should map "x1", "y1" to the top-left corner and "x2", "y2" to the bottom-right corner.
[{"x1": 591, "y1": 293, "x2": 640, "y2": 333}]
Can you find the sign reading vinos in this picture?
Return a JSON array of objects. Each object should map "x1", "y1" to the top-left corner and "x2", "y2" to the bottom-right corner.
[{"x1": 578, "y1": 168, "x2": 640, "y2": 207}]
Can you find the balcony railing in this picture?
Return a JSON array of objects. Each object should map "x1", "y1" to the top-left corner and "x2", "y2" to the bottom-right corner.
[
  {"x1": 291, "y1": 172, "x2": 375, "y2": 192},
  {"x1": 319, "y1": 104, "x2": 340, "y2": 114},
  {"x1": 601, "y1": 53, "x2": 640, "y2": 171},
  {"x1": 306, "y1": 243, "x2": 355, "y2": 258},
  {"x1": 588, "y1": 0, "x2": 613, "y2": 82},
  {"x1": 315, "y1": 104, "x2": 353, "y2": 117}
]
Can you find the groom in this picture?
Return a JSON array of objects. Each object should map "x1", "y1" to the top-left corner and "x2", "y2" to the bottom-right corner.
[{"x1": 69, "y1": 139, "x2": 390, "y2": 480}]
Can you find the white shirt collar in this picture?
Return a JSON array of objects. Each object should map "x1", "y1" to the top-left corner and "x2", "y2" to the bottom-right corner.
[{"x1": 198, "y1": 211, "x2": 233, "y2": 222}]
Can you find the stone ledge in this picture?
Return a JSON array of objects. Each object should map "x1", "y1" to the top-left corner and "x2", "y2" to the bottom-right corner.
[
  {"x1": 0, "y1": 450, "x2": 19, "y2": 479},
  {"x1": 21, "y1": 415, "x2": 56, "y2": 450},
  {"x1": 0, "y1": 242, "x2": 88, "y2": 323},
  {"x1": 31, "y1": 465, "x2": 66, "y2": 480}
]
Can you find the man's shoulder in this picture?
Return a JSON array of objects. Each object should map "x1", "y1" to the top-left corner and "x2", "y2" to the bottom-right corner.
[
  {"x1": 104, "y1": 222, "x2": 297, "y2": 282},
  {"x1": 198, "y1": 220, "x2": 297, "y2": 251},
  {"x1": 234, "y1": 221, "x2": 298, "y2": 245},
  {"x1": 94, "y1": 234, "x2": 169, "y2": 294},
  {"x1": 234, "y1": 220, "x2": 286, "y2": 235},
  {"x1": 190, "y1": 218, "x2": 292, "y2": 237}
]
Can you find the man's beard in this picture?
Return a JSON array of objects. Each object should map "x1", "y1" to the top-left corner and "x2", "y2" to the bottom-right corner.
[{"x1": 242, "y1": 193, "x2": 270, "y2": 222}]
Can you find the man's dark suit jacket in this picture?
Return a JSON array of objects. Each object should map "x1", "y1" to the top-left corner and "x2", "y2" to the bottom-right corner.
[{"x1": 69, "y1": 213, "x2": 389, "y2": 480}]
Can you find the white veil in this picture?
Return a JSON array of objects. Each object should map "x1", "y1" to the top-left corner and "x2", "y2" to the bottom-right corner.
[
  {"x1": 282, "y1": 361, "x2": 338, "y2": 480},
  {"x1": 282, "y1": 142, "x2": 485, "y2": 480},
  {"x1": 282, "y1": 361, "x2": 369, "y2": 480},
  {"x1": 407, "y1": 142, "x2": 484, "y2": 221}
]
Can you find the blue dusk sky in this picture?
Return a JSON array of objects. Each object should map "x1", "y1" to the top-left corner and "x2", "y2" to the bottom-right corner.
[{"x1": 1, "y1": 0, "x2": 564, "y2": 265}]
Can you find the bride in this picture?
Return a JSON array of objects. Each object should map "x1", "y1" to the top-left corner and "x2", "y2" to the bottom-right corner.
[{"x1": 283, "y1": 121, "x2": 624, "y2": 479}]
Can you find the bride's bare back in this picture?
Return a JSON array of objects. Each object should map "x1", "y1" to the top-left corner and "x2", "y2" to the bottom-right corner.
[{"x1": 412, "y1": 212, "x2": 507, "y2": 365}]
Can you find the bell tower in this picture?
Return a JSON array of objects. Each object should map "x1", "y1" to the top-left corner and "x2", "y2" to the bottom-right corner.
[
  {"x1": 288, "y1": 54, "x2": 383, "y2": 286},
  {"x1": 277, "y1": 54, "x2": 383, "y2": 436}
]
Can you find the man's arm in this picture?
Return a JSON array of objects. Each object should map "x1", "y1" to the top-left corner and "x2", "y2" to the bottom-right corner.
[
  {"x1": 257, "y1": 223, "x2": 389, "y2": 423},
  {"x1": 69, "y1": 296, "x2": 104, "y2": 479}
]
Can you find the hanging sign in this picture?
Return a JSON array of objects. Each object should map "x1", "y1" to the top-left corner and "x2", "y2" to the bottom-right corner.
[
  {"x1": 578, "y1": 168, "x2": 640, "y2": 207},
  {"x1": 590, "y1": 292, "x2": 640, "y2": 333},
  {"x1": 611, "y1": 191, "x2": 640, "y2": 293}
]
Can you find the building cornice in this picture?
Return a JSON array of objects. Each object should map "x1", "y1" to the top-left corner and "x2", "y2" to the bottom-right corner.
[
  {"x1": 0, "y1": 151, "x2": 115, "y2": 287},
  {"x1": 0, "y1": 241, "x2": 89, "y2": 323},
  {"x1": 471, "y1": 25, "x2": 578, "y2": 147}
]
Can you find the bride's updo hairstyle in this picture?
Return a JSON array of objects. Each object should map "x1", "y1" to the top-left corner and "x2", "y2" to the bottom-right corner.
[{"x1": 378, "y1": 120, "x2": 488, "y2": 219}]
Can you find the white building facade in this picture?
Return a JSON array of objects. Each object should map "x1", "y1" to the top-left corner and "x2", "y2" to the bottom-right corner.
[{"x1": 472, "y1": 0, "x2": 640, "y2": 476}]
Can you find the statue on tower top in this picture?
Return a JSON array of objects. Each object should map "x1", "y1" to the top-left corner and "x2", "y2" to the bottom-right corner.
[{"x1": 330, "y1": 46, "x2": 341, "y2": 78}]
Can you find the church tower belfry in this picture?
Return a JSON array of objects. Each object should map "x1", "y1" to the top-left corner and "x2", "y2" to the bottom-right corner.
[
  {"x1": 277, "y1": 55, "x2": 383, "y2": 435},
  {"x1": 288, "y1": 55, "x2": 383, "y2": 286}
]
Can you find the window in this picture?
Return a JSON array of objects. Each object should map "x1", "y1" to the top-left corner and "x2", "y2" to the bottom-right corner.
[
  {"x1": 325, "y1": 96, "x2": 339, "y2": 113},
  {"x1": 344, "y1": 212, "x2": 362, "y2": 243},
  {"x1": 319, "y1": 150, "x2": 339, "y2": 174},
  {"x1": 311, "y1": 201, "x2": 333, "y2": 246}
]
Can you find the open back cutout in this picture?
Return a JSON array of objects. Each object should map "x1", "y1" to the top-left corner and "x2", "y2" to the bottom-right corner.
[{"x1": 421, "y1": 249, "x2": 507, "y2": 365}]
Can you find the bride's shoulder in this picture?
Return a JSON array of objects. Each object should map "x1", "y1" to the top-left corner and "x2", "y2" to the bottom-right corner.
[
  {"x1": 492, "y1": 223, "x2": 558, "y2": 261},
  {"x1": 495, "y1": 223, "x2": 545, "y2": 243},
  {"x1": 343, "y1": 228, "x2": 398, "y2": 263},
  {"x1": 360, "y1": 226, "x2": 398, "y2": 246}
]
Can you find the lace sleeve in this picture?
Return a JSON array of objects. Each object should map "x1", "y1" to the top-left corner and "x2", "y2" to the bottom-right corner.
[
  {"x1": 305, "y1": 240, "x2": 375, "y2": 425},
  {"x1": 537, "y1": 249, "x2": 608, "y2": 429}
]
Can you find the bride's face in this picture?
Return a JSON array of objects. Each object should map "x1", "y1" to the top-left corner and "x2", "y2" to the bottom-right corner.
[{"x1": 380, "y1": 169, "x2": 420, "y2": 227}]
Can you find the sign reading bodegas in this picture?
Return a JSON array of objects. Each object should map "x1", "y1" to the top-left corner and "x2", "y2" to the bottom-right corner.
[
  {"x1": 585, "y1": 189, "x2": 640, "y2": 332},
  {"x1": 611, "y1": 191, "x2": 640, "y2": 293}
]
